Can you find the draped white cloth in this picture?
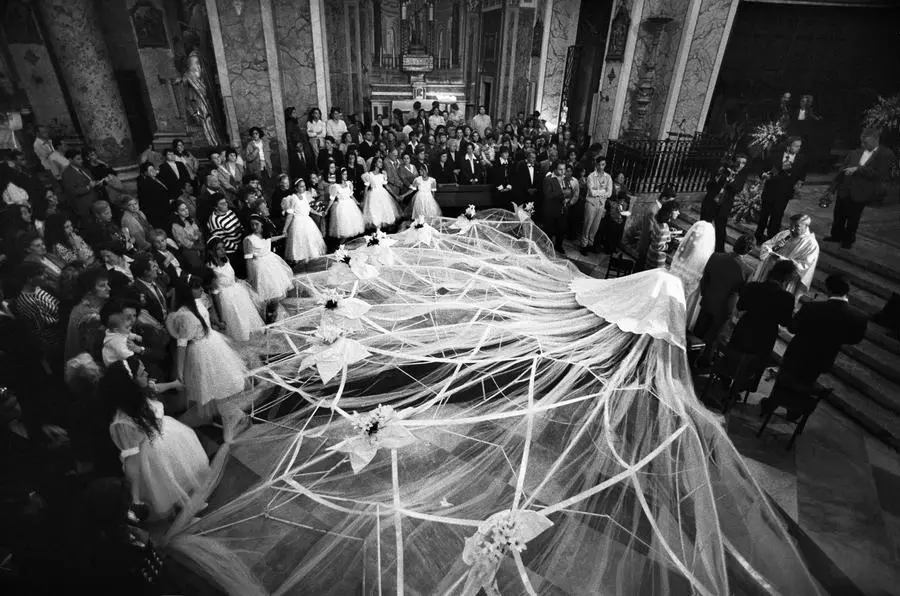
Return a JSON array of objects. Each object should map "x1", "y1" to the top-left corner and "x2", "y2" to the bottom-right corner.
[
  {"x1": 668, "y1": 221, "x2": 715, "y2": 329},
  {"x1": 160, "y1": 210, "x2": 822, "y2": 596}
]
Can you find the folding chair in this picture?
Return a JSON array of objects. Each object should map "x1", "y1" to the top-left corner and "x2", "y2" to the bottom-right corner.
[
  {"x1": 757, "y1": 381, "x2": 831, "y2": 450},
  {"x1": 604, "y1": 251, "x2": 635, "y2": 278}
]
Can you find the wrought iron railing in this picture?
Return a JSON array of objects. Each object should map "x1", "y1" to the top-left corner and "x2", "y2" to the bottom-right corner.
[
  {"x1": 378, "y1": 55, "x2": 457, "y2": 70},
  {"x1": 606, "y1": 136, "x2": 729, "y2": 194}
]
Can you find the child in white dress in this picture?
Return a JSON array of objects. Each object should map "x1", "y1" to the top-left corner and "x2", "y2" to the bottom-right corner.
[
  {"x1": 106, "y1": 356, "x2": 209, "y2": 518},
  {"x1": 282, "y1": 179, "x2": 327, "y2": 265},
  {"x1": 207, "y1": 237, "x2": 264, "y2": 342},
  {"x1": 362, "y1": 158, "x2": 400, "y2": 229},
  {"x1": 244, "y1": 215, "x2": 294, "y2": 302},
  {"x1": 328, "y1": 168, "x2": 366, "y2": 240},
  {"x1": 167, "y1": 276, "x2": 247, "y2": 422},
  {"x1": 410, "y1": 164, "x2": 441, "y2": 220}
]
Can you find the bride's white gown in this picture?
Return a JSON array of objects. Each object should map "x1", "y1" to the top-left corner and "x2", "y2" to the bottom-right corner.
[{"x1": 668, "y1": 220, "x2": 716, "y2": 329}]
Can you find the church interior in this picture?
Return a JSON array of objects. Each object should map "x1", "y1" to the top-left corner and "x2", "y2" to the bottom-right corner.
[{"x1": 1, "y1": 0, "x2": 900, "y2": 594}]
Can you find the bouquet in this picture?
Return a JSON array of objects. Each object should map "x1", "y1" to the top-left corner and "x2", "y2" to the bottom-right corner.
[{"x1": 749, "y1": 121, "x2": 786, "y2": 153}]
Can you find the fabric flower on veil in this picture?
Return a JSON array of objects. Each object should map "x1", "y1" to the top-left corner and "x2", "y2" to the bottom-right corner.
[
  {"x1": 329, "y1": 404, "x2": 416, "y2": 473},
  {"x1": 318, "y1": 288, "x2": 371, "y2": 332},
  {"x1": 451, "y1": 204, "x2": 478, "y2": 234},
  {"x1": 365, "y1": 229, "x2": 398, "y2": 267},
  {"x1": 410, "y1": 215, "x2": 437, "y2": 247},
  {"x1": 299, "y1": 322, "x2": 370, "y2": 384},
  {"x1": 331, "y1": 244, "x2": 380, "y2": 281},
  {"x1": 461, "y1": 509, "x2": 553, "y2": 595}
]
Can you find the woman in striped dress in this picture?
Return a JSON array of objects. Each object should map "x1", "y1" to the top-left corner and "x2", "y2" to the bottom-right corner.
[
  {"x1": 206, "y1": 195, "x2": 245, "y2": 278},
  {"x1": 645, "y1": 201, "x2": 680, "y2": 271}
]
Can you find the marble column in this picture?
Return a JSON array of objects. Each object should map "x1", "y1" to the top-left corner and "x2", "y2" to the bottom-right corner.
[
  {"x1": 38, "y1": 0, "x2": 133, "y2": 163},
  {"x1": 537, "y1": 0, "x2": 581, "y2": 132}
]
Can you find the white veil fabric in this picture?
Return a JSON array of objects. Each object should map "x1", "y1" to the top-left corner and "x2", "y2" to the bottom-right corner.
[
  {"x1": 668, "y1": 220, "x2": 715, "y2": 329},
  {"x1": 160, "y1": 210, "x2": 822, "y2": 596}
]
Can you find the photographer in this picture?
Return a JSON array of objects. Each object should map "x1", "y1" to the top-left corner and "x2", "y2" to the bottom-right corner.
[{"x1": 700, "y1": 153, "x2": 749, "y2": 252}]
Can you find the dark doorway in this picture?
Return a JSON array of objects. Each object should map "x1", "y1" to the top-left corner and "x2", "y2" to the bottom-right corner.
[
  {"x1": 565, "y1": 0, "x2": 613, "y2": 141},
  {"x1": 707, "y1": 2, "x2": 900, "y2": 166},
  {"x1": 114, "y1": 70, "x2": 153, "y2": 152},
  {"x1": 481, "y1": 79, "x2": 493, "y2": 114}
]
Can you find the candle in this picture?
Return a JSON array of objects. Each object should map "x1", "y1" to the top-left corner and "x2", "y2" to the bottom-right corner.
[{"x1": 401, "y1": 1, "x2": 406, "y2": 19}]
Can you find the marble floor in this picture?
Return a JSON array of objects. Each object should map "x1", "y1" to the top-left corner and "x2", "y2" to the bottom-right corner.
[{"x1": 703, "y1": 370, "x2": 900, "y2": 596}]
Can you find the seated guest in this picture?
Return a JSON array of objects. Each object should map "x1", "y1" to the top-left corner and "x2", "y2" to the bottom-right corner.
[
  {"x1": 20, "y1": 232, "x2": 63, "y2": 295},
  {"x1": 136, "y1": 161, "x2": 171, "y2": 230},
  {"x1": 15, "y1": 261, "x2": 64, "y2": 371},
  {"x1": 98, "y1": 249, "x2": 134, "y2": 295},
  {"x1": 773, "y1": 274, "x2": 867, "y2": 389},
  {"x1": 84, "y1": 147, "x2": 126, "y2": 207},
  {"x1": 44, "y1": 213, "x2": 96, "y2": 267},
  {"x1": 83, "y1": 200, "x2": 133, "y2": 255},
  {"x1": 694, "y1": 234, "x2": 755, "y2": 365},
  {"x1": 100, "y1": 298, "x2": 145, "y2": 367},
  {"x1": 64, "y1": 267, "x2": 111, "y2": 361},
  {"x1": 170, "y1": 200, "x2": 204, "y2": 273},
  {"x1": 60, "y1": 149, "x2": 102, "y2": 224},
  {"x1": 223, "y1": 148, "x2": 245, "y2": 187},
  {"x1": 118, "y1": 285, "x2": 171, "y2": 381},
  {"x1": 751, "y1": 213, "x2": 819, "y2": 300},
  {"x1": 270, "y1": 174, "x2": 293, "y2": 221},
  {"x1": 120, "y1": 196, "x2": 154, "y2": 252},
  {"x1": 157, "y1": 149, "x2": 192, "y2": 203},
  {"x1": 316, "y1": 136, "x2": 344, "y2": 172}
]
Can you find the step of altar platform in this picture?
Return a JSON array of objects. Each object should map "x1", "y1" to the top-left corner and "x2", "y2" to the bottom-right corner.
[{"x1": 673, "y1": 210, "x2": 900, "y2": 448}]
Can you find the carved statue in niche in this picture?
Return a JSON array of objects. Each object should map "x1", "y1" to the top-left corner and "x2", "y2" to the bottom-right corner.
[
  {"x1": 407, "y1": 0, "x2": 428, "y2": 51},
  {"x1": 607, "y1": 5, "x2": 630, "y2": 61},
  {"x1": 171, "y1": 0, "x2": 226, "y2": 145},
  {"x1": 131, "y1": 0, "x2": 169, "y2": 48}
]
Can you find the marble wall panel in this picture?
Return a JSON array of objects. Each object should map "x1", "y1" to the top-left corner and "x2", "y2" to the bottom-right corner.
[
  {"x1": 538, "y1": 0, "x2": 580, "y2": 132},
  {"x1": 6, "y1": 44, "x2": 75, "y2": 135},
  {"x1": 509, "y1": 7, "x2": 535, "y2": 120},
  {"x1": 325, "y1": 0, "x2": 351, "y2": 115},
  {"x1": 671, "y1": 0, "x2": 733, "y2": 134},
  {"x1": 273, "y1": 0, "x2": 319, "y2": 119},
  {"x1": 215, "y1": 0, "x2": 276, "y2": 145}
]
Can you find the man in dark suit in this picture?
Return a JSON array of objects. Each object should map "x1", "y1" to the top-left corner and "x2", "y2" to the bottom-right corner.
[
  {"x1": 724, "y1": 259, "x2": 797, "y2": 393},
  {"x1": 458, "y1": 145, "x2": 483, "y2": 185},
  {"x1": 357, "y1": 129, "x2": 377, "y2": 162},
  {"x1": 136, "y1": 162, "x2": 171, "y2": 230},
  {"x1": 512, "y1": 149, "x2": 541, "y2": 208},
  {"x1": 488, "y1": 147, "x2": 513, "y2": 203},
  {"x1": 316, "y1": 136, "x2": 344, "y2": 173},
  {"x1": 129, "y1": 253, "x2": 169, "y2": 325},
  {"x1": 825, "y1": 128, "x2": 896, "y2": 249},
  {"x1": 694, "y1": 234, "x2": 755, "y2": 365},
  {"x1": 541, "y1": 161, "x2": 575, "y2": 252},
  {"x1": 755, "y1": 137, "x2": 806, "y2": 244},
  {"x1": 700, "y1": 153, "x2": 749, "y2": 252},
  {"x1": 157, "y1": 149, "x2": 192, "y2": 202},
  {"x1": 288, "y1": 138, "x2": 312, "y2": 185}
]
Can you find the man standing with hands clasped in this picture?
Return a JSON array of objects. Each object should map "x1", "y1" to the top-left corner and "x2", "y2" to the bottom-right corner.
[
  {"x1": 579, "y1": 157, "x2": 613, "y2": 255},
  {"x1": 542, "y1": 161, "x2": 578, "y2": 253},
  {"x1": 825, "y1": 127, "x2": 895, "y2": 250}
]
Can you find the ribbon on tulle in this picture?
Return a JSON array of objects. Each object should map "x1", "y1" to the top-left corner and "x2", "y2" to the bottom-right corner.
[
  {"x1": 460, "y1": 509, "x2": 553, "y2": 596},
  {"x1": 329, "y1": 406, "x2": 417, "y2": 473},
  {"x1": 348, "y1": 252, "x2": 380, "y2": 280},
  {"x1": 300, "y1": 334, "x2": 370, "y2": 384}
]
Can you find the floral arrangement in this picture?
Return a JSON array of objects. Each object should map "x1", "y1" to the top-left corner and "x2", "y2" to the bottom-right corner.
[
  {"x1": 330, "y1": 404, "x2": 416, "y2": 473},
  {"x1": 350, "y1": 404, "x2": 394, "y2": 437},
  {"x1": 466, "y1": 512, "x2": 525, "y2": 563},
  {"x1": 730, "y1": 176, "x2": 763, "y2": 224},
  {"x1": 319, "y1": 288, "x2": 343, "y2": 311},
  {"x1": 749, "y1": 121, "x2": 786, "y2": 153},
  {"x1": 366, "y1": 229, "x2": 388, "y2": 246},
  {"x1": 523, "y1": 202, "x2": 535, "y2": 216},
  {"x1": 452, "y1": 205, "x2": 478, "y2": 234},
  {"x1": 464, "y1": 204, "x2": 477, "y2": 220},
  {"x1": 863, "y1": 94, "x2": 900, "y2": 133},
  {"x1": 413, "y1": 216, "x2": 427, "y2": 229},
  {"x1": 411, "y1": 215, "x2": 437, "y2": 246}
]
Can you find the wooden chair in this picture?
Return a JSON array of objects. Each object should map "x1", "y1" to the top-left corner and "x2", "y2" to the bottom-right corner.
[
  {"x1": 699, "y1": 348, "x2": 758, "y2": 414},
  {"x1": 685, "y1": 332, "x2": 707, "y2": 369},
  {"x1": 757, "y1": 382, "x2": 831, "y2": 450},
  {"x1": 604, "y1": 251, "x2": 635, "y2": 278}
]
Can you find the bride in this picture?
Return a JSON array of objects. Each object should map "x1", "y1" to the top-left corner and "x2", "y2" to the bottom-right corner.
[{"x1": 669, "y1": 219, "x2": 716, "y2": 329}]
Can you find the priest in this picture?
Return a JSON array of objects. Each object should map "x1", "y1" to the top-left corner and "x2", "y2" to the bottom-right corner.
[{"x1": 751, "y1": 213, "x2": 819, "y2": 299}]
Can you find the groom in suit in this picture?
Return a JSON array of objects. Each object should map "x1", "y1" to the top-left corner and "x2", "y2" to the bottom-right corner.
[
  {"x1": 825, "y1": 127, "x2": 896, "y2": 249},
  {"x1": 756, "y1": 137, "x2": 806, "y2": 244},
  {"x1": 701, "y1": 154, "x2": 748, "y2": 252}
]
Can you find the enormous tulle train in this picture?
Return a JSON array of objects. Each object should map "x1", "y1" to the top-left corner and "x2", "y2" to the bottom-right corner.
[{"x1": 160, "y1": 211, "x2": 822, "y2": 596}]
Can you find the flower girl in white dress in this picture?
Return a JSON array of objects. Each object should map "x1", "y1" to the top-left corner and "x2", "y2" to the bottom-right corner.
[
  {"x1": 207, "y1": 237, "x2": 264, "y2": 342},
  {"x1": 410, "y1": 164, "x2": 441, "y2": 220},
  {"x1": 282, "y1": 179, "x2": 327, "y2": 266},
  {"x1": 244, "y1": 215, "x2": 294, "y2": 302},
  {"x1": 167, "y1": 276, "x2": 247, "y2": 422},
  {"x1": 328, "y1": 168, "x2": 366, "y2": 241},
  {"x1": 362, "y1": 157, "x2": 400, "y2": 229},
  {"x1": 107, "y1": 356, "x2": 209, "y2": 519}
]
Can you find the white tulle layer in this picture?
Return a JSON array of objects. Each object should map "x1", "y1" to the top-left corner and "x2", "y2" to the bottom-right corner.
[{"x1": 161, "y1": 210, "x2": 822, "y2": 596}]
